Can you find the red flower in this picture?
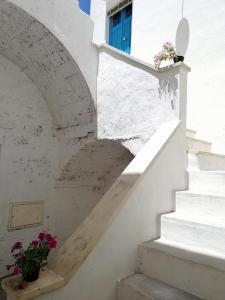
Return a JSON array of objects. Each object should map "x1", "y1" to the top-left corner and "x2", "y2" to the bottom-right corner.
[
  {"x1": 10, "y1": 265, "x2": 22, "y2": 275},
  {"x1": 38, "y1": 232, "x2": 46, "y2": 241},
  {"x1": 48, "y1": 238, "x2": 57, "y2": 249},
  {"x1": 11, "y1": 242, "x2": 22, "y2": 253},
  {"x1": 46, "y1": 233, "x2": 52, "y2": 241},
  {"x1": 31, "y1": 240, "x2": 39, "y2": 248}
]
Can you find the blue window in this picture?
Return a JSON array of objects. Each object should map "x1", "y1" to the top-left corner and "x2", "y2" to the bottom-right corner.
[
  {"x1": 109, "y1": 4, "x2": 132, "y2": 54},
  {"x1": 78, "y1": 0, "x2": 91, "y2": 15}
]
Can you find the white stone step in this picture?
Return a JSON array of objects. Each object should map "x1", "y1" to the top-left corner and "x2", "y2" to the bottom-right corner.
[
  {"x1": 161, "y1": 212, "x2": 225, "y2": 255},
  {"x1": 138, "y1": 239, "x2": 225, "y2": 300},
  {"x1": 189, "y1": 171, "x2": 225, "y2": 194},
  {"x1": 187, "y1": 137, "x2": 212, "y2": 153},
  {"x1": 176, "y1": 191, "x2": 225, "y2": 219},
  {"x1": 117, "y1": 274, "x2": 202, "y2": 300},
  {"x1": 188, "y1": 152, "x2": 225, "y2": 171},
  {"x1": 186, "y1": 129, "x2": 197, "y2": 139}
]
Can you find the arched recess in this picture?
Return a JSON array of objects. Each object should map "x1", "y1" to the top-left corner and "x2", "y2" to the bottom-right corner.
[
  {"x1": 55, "y1": 139, "x2": 134, "y2": 236},
  {"x1": 0, "y1": 0, "x2": 95, "y2": 130}
]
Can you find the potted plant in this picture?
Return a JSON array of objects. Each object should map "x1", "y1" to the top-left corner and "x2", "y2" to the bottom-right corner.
[
  {"x1": 154, "y1": 41, "x2": 184, "y2": 68},
  {"x1": 7, "y1": 232, "x2": 57, "y2": 285}
]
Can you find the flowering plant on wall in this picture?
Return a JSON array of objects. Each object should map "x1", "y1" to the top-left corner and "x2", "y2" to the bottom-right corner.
[
  {"x1": 154, "y1": 42, "x2": 177, "y2": 68},
  {"x1": 7, "y1": 232, "x2": 57, "y2": 287}
]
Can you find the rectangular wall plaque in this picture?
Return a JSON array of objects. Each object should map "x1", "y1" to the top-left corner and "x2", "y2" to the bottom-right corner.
[{"x1": 8, "y1": 201, "x2": 44, "y2": 231}]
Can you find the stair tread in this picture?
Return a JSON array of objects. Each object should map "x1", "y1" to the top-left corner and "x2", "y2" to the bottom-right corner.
[
  {"x1": 197, "y1": 151, "x2": 225, "y2": 158},
  {"x1": 141, "y1": 238, "x2": 225, "y2": 272},
  {"x1": 186, "y1": 129, "x2": 197, "y2": 134},
  {"x1": 121, "y1": 274, "x2": 202, "y2": 300},
  {"x1": 162, "y1": 212, "x2": 225, "y2": 228},
  {"x1": 176, "y1": 190, "x2": 225, "y2": 198},
  {"x1": 187, "y1": 137, "x2": 212, "y2": 145},
  {"x1": 190, "y1": 170, "x2": 225, "y2": 174}
]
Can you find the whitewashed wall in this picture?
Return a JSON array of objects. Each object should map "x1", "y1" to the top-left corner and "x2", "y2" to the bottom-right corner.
[
  {"x1": 34, "y1": 121, "x2": 187, "y2": 300},
  {"x1": 132, "y1": 0, "x2": 225, "y2": 152},
  {"x1": 53, "y1": 140, "x2": 134, "y2": 242},
  {"x1": 97, "y1": 46, "x2": 185, "y2": 154},
  {"x1": 11, "y1": 0, "x2": 98, "y2": 103},
  {"x1": 0, "y1": 0, "x2": 134, "y2": 277},
  {"x1": 0, "y1": 55, "x2": 58, "y2": 276},
  {"x1": 91, "y1": 0, "x2": 225, "y2": 152}
]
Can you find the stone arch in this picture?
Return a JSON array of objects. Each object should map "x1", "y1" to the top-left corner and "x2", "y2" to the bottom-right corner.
[
  {"x1": 56, "y1": 139, "x2": 134, "y2": 231},
  {"x1": 0, "y1": 1, "x2": 95, "y2": 130}
]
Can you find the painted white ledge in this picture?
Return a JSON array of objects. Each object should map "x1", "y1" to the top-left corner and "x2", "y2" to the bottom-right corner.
[
  {"x1": 94, "y1": 43, "x2": 191, "y2": 73},
  {"x1": 125, "y1": 120, "x2": 181, "y2": 175}
]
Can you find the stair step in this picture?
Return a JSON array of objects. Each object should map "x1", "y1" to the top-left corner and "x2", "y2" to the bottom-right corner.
[
  {"x1": 161, "y1": 212, "x2": 225, "y2": 255},
  {"x1": 187, "y1": 137, "x2": 212, "y2": 153},
  {"x1": 138, "y1": 239, "x2": 225, "y2": 300},
  {"x1": 176, "y1": 191, "x2": 225, "y2": 218},
  {"x1": 189, "y1": 171, "x2": 225, "y2": 194},
  {"x1": 118, "y1": 274, "x2": 202, "y2": 300},
  {"x1": 188, "y1": 152, "x2": 225, "y2": 171},
  {"x1": 186, "y1": 129, "x2": 197, "y2": 139}
]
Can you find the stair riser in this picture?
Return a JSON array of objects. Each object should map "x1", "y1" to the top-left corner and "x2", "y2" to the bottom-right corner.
[
  {"x1": 187, "y1": 138, "x2": 211, "y2": 154},
  {"x1": 186, "y1": 130, "x2": 196, "y2": 139},
  {"x1": 138, "y1": 246, "x2": 225, "y2": 300},
  {"x1": 189, "y1": 172, "x2": 225, "y2": 194},
  {"x1": 188, "y1": 153, "x2": 225, "y2": 171},
  {"x1": 176, "y1": 193, "x2": 225, "y2": 218},
  {"x1": 161, "y1": 217, "x2": 225, "y2": 254}
]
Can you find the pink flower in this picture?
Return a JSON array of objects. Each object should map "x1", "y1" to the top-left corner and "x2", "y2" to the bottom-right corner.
[
  {"x1": 31, "y1": 240, "x2": 39, "y2": 248},
  {"x1": 163, "y1": 42, "x2": 174, "y2": 50},
  {"x1": 38, "y1": 232, "x2": 46, "y2": 241},
  {"x1": 48, "y1": 238, "x2": 57, "y2": 249},
  {"x1": 14, "y1": 252, "x2": 26, "y2": 260},
  {"x1": 10, "y1": 265, "x2": 22, "y2": 275},
  {"x1": 11, "y1": 242, "x2": 22, "y2": 253}
]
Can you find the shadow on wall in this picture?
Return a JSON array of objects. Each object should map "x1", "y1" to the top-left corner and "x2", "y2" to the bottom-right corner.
[
  {"x1": 158, "y1": 17, "x2": 190, "y2": 111},
  {"x1": 55, "y1": 139, "x2": 134, "y2": 230},
  {"x1": 158, "y1": 72, "x2": 178, "y2": 111},
  {"x1": 57, "y1": 139, "x2": 134, "y2": 191},
  {"x1": 175, "y1": 18, "x2": 190, "y2": 57}
]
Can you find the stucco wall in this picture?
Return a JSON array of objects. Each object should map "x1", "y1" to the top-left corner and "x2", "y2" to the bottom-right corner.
[
  {"x1": 53, "y1": 140, "x2": 134, "y2": 241},
  {"x1": 0, "y1": 55, "x2": 58, "y2": 277},
  {"x1": 10, "y1": 0, "x2": 98, "y2": 103},
  {"x1": 0, "y1": 0, "x2": 100, "y2": 277},
  {"x1": 0, "y1": 53, "x2": 133, "y2": 277},
  {"x1": 0, "y1": 0, "x2": 135, "y2": 278},
  {"x1": 91, "y1": 0, "x2": 107, "y2": 44},
  {"x1": 91, "y1": 0, "x2": 225, "y2": 152},
  {"x1": 131, "y1": 0, "x2": 225, "y2": 152},
  {"x1": 97, "y1": 46, "x2": 183, "y2": 154},
  {"x1": 34, "y1": 121, "x2": 187, "y2": 300}
]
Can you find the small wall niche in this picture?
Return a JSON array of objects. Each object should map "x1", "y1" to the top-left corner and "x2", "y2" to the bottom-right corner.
[{"x1": 8, "y1": 201, "x2": 44, "y2": 231}]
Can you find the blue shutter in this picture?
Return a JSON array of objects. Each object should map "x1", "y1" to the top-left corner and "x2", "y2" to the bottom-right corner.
[{"x1": 109, "y1": 4, "x2": 132, "y2": 54}]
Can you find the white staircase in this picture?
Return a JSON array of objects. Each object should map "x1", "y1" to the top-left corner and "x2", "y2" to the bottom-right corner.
[{"x1": 118, "y1": 129, "x2": 225, "y2": 300}]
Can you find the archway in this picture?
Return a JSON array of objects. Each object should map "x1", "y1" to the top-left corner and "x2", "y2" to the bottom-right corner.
[{"x1": 0, "y1": 1, "x2": 95, "y2": 129}]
